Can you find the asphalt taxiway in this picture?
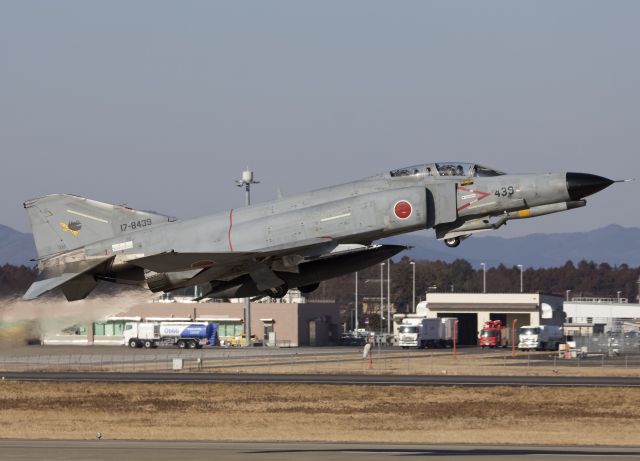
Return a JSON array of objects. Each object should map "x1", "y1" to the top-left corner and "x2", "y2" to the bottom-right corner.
[
  {"x1": 1, "y1": 440, "x2": 639, "y2": 461},
  {"x1": 3, "y1": 371, "x2": 640, "y2": 387}
]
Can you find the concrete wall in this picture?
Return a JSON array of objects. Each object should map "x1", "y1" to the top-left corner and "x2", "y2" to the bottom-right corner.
[{"x1": 297, "y1": 304, "x2": 340, "y2": 346}]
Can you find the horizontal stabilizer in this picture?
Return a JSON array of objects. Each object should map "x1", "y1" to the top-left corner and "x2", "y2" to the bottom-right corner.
[
  {"x1": 23, "y1": 273, "x2": 79, "y2": 301},
  {"x1": 23, "y1": 256, "x2": 111, "y2": 301}
]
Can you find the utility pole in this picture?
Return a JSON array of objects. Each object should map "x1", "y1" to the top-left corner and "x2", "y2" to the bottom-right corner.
[
  {"x1": 380, "y1": 263, "x2": 385, "y2": 335},
  {"x1": 236, "y1": 169, "x2": 259, "y2": 346},
  {"x1": 517, "y1": 264, "x2": 524, "y2": 293},
  {"x1": 387, "y1": 259, "x2": 391, "y2": 334},
  {"x1": 481, "y1": 262, "x2": 486, "y2": 293},
  {"x1": 410, "y1": 261, "x2": 416, "y2": 314}
]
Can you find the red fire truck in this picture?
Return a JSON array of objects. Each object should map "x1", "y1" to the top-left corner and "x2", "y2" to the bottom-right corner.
[{"x1": 479, "y1": 320, "x2": 511, "y2": 348}]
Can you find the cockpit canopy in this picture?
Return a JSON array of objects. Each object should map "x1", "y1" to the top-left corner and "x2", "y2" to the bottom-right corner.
[{"x1": 388, "y1": 163, "x2": 505, "y2": 178}]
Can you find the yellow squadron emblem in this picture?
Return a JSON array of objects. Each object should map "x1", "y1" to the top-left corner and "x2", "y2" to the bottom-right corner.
[{"x1": 60, "y1": 221, "x2": 82, "y2": 237}]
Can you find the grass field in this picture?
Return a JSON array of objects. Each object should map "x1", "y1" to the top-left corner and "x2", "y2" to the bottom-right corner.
[{"x1": 2, "y1": 381, "x2": 640, "y2": 445}]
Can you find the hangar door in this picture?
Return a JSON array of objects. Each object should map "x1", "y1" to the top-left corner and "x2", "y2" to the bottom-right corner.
[{"x1": 438, "y1": 313, "x2": 478, "y2": 345}]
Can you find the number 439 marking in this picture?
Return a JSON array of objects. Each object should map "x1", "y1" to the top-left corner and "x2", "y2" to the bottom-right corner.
[{"x1": 495, "y1": 186, "x2": 515, "y2": 197}]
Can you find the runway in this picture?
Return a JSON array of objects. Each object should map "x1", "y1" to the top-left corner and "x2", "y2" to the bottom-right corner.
[
  {"x1": 3, "y1": 370, "x2": 640, "y2": 387},
  {"x1": 1, "y1": 440, "x2": 639, "y2": 461}
]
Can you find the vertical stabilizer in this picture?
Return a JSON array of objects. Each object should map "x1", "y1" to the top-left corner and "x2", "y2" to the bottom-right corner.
[{"x1": 24, "y1": 194, "x2": 174, "y2": 259}]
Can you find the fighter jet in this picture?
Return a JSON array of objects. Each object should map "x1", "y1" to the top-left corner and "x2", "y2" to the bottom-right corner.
[{"x1": 23, "y1": 163, "x2": 619, "y2": 301}]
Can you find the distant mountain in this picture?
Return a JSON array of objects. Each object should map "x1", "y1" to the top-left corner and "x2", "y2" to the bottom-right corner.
[
  {"x1": 0, "y1": 223, "x2": 638, "y2": 269},
  {"x1": 0, "y1": 225, "x2": 36, "y2": 267},
  {"x1": 385, "y1": 224, "x2": 640, "y2": 268}
]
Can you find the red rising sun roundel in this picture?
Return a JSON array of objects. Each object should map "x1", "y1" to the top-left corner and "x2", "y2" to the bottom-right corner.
[{"x1": 394, "y1": 200, "x2": 412, "y2": 219}]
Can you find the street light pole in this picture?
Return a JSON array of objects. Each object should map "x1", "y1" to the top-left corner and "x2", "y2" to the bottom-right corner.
[
  {"x1": 354, "y1": 272, "x2": 358, "y2": 332},
  {"x1": 380, "y1": 263, "x2": 385, "y2": 335},
  {"x1": 410, "y1": 261, "x2": 416, "y2": 313},
  {"x1": 480, "y1": 263, "x2": 486, "y2": 293},
  {"x1": 517, "y1": 264, "x2": 524, "y2": 293},
  {"x1": 387, "y1": 259, "x2": 391, "y2": 334},
  {"x1": 236, "y1": 169, "x2": 260, "y2": 346}
]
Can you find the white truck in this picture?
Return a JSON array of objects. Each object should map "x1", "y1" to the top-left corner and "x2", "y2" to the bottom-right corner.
[
  {"x1": 398, "y1": 317, "x2": 457, "y2": 348},
  {"x1": 517, "y1": 325, "x2": 563, "y2": 351},
  {"x1": 123, "y1": 321, "x2": 218, "y2": 349}
]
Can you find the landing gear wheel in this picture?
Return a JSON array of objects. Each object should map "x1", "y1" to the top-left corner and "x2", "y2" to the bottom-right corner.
[
  {"x1": 267, "y1": 283, "x2": 289, "y2": 299},
  {"x1": 298, "y1": 283, "x2": 320, "y2": 294},
  {"x1": 444, "y1": 237, "x2": 460, "y2": 248}
]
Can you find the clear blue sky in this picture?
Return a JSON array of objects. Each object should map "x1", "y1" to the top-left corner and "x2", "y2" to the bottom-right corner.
[{"x1": 1, "y1": 1, "x2": 638, "y2": 237}]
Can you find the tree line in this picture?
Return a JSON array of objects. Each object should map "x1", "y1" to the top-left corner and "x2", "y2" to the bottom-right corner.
[
  {"x1": 1, "y1": 259, "x2": 638, "y2": 305},
  {"x1": 313, "y1": 257, "x2": 640, "y2": 311},
  {"x1": 0, "y1": 264, "x2": 37, "y2": 298}
]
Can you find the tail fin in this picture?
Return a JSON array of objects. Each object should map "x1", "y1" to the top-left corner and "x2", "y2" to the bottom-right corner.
[{"x1": 24, "y1": 194, "x2": 175, "y2": 259}]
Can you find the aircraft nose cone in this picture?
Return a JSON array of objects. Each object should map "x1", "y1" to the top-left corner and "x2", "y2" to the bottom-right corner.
[{"x1": 566, "y1": 172, "x2": 614, "y2": 200}]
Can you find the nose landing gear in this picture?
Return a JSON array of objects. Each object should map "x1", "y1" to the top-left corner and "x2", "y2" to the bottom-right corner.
[{"x1": 444, "y1": 237, "x2": 461, "y2": 248}]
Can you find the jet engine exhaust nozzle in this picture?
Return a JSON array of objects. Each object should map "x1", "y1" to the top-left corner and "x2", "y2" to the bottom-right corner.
[{"x1": 566, "y1": 172, "x2": 614, "y2": 200}]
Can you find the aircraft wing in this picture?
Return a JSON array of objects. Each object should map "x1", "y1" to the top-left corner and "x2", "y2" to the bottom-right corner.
[
  {"x1": 130, "y1": 237, "x2": 335, "y2": 273},
  {"x1": 130, "y1": 251, "x2": 256, "y2": 273},
  {"x1": 130, "y1": 237, "x2": 336, "y2": 292}
]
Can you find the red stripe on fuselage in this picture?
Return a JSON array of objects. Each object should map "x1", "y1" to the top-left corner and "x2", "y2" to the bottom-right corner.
[{"x1": 228, "y1": 209, "x2": 234, "y2": 252}]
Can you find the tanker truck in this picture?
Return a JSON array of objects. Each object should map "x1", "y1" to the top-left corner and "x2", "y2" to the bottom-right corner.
[{"x1": 123, "y1": 321, "x2": 218, "y2": 349}]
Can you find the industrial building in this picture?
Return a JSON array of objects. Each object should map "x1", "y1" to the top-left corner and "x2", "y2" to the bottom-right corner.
[
  {"x1": 45, "y1": 300, "x2": 341, "y2": 347},
  {"x1": 393, "y1": 292, "x2": 564, "y2": 345},
  {"x1": 563, "y1": 297, "x2": 640, "y2": 335}
]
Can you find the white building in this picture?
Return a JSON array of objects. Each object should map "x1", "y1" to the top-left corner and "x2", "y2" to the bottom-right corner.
[
  {"x1": 393, "y1": 292, "x2": 564, "y2": 345},
  {"x1": 564, "y1": 297, "x2": 640, "y2": 335}
]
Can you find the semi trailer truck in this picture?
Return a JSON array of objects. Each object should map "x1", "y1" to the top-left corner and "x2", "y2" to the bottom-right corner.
[
  {"x1": 123, "y1": 321, "x2": 218, "y2": 349},
  {"x1": 398, "y1": 317, "x2": 457, "y2": 348}
]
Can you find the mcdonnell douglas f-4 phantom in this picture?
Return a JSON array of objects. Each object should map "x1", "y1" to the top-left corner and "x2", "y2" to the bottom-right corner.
[{"x1": 23, "y1": 163, "x2": 620, "y2": 302}]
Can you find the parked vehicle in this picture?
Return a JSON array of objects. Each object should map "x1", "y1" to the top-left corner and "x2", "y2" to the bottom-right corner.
[
  {"x1": 479, "y1": 320, "x2": 511, "y2": 348},
  {"x1": 517, "y1": 325, "x2": 563, "y2": 351},
  {"x1": 221, "y1": 334, "x2": 259, "y2": 347},
  {"x1": 123, "y1": 321, "x2": 218, "y2": 349},
  {"x1": 398, "y1": 317, "x2": 456, "y2": 349},
  {"x1": 339, "y1": 334, "x2": 367, "y2": 346}
]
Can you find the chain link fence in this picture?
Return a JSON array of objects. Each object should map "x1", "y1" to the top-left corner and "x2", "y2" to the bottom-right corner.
[
  {"x1": 3, "y1": 339, "x2": 640, "y2": 375},
  {"x1": 572, "y1": 331, "x2": 640, "y2": 356}
]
